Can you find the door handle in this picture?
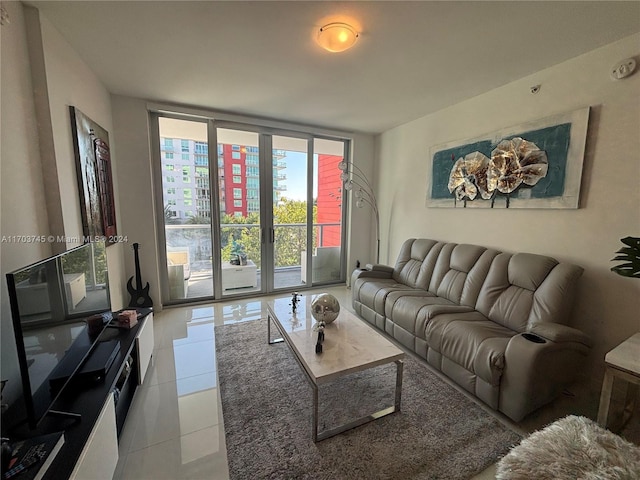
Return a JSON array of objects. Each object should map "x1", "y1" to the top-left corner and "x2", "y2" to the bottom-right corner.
[{"x1": 260, "y1": 228, "x2": 275, "y2": 244}]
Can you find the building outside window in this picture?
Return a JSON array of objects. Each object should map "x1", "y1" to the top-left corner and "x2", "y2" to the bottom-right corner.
[
  {"x1": 195, "y1": 142, "x2": 208, "y2": 154},
  {"x1": 160, "y1": 136, "x2": 296, "y2": 227}
]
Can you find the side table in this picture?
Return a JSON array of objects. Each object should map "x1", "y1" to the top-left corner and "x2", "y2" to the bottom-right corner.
[{"x1": 597, "y1": 332, "x2": 640, "y2": 431}]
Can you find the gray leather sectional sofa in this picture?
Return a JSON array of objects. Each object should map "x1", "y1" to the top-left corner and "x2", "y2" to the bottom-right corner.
[{"x1": 351, "y1": 238, "x2": 592, "y2": 421}]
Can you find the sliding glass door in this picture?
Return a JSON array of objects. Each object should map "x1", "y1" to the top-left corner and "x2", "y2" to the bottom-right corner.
[
  {"x1": 154, "y1": 113, "x2": 348, "y2": 304},
  {"x1": 271, "y1": 135, "x2": 309, "y2": 290},
  {"x1": 215, "y1": 128, "x2": 262, "y2": 296},
  {"x1": 309, "y1": 138, "x2": 345, "y2": 284},
  {"x1": 158, "y1": 117, "x2": 213, "y2": 302}
]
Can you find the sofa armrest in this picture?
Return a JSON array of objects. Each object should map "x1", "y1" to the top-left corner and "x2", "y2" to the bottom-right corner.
[
  {"x1": 352, "y1": 268, "x2": 393, "y2": 281},
  {"x1": 529, "y1": 323, "x2": 592, "y2": 348},
  {"x1": 364, "y1": 263, "x2": 395, "y2": 274},
  {"x1": 499, "y1": 331, "x2": 591, "y2": 421}
]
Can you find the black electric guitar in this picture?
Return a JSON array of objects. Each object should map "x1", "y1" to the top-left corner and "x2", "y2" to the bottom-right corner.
[{"x1": 127, "y1": 243, "x2": 153, "y2": 308}]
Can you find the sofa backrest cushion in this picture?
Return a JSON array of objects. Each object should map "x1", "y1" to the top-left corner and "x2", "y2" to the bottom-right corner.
[
  {"x1": 393, "y1": 239, "x2": 445, "y2": 289},
  {"x1": 528, "y1": 261, "x2": 584, "y2": 327},
  {"x1": 433, "y1": 244, "x2": 500, "y2": 306},
  {"x1": 476, "y1": 252, "x2": 583, "y2": 332}
]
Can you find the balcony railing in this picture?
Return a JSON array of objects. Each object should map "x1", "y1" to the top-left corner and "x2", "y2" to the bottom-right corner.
[{"x1": 164, "y1": 222, "x2": 341, "y2": 269}]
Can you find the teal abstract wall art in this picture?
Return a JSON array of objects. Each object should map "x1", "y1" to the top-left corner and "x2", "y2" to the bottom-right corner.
[{"x1": 428, "y1": 107, "x2": 590, "y2": 208}]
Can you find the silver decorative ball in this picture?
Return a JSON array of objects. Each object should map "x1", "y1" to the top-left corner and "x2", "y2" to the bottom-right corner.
[{"x1": 310, "y1": 293, "x2": 340, "y2": 324}]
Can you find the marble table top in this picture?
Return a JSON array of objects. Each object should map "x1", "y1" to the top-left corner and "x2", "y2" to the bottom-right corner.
[
  {"x1": 267, "y1": 294, "x2": 404, "y2": 385},
  {"x1": 605, "y1": 332, "x2": 640, "y2": 376}
]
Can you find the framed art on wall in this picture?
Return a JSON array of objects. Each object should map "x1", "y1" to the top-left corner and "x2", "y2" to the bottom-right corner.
[
  {"x1": 427, "y1": 107, "x2": 590, "y2": 209},
  {"x1": 70, "y1": 106, "x2": 118, "y2": 241}
]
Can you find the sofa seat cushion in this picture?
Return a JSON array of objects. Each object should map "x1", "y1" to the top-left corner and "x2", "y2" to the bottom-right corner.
[
  {"x1": 354, "y1": 278, "x2": 419, "y2": 315},
  {"x1": 426, "y1": 312, "x2": 514, "y2": 385},
  {"x1": 386, "y1": 294, "x2": 474, "y2": 339},
  {"x1": 442, "y1": 320, "x2": 514, "y2": 385},
  {"x1": 384, "y1": 290, "x2": 438, "y2": 322}
]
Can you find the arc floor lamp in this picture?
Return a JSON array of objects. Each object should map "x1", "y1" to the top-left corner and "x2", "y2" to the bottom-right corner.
[{"x1": 338, "y1": 160, "x2": 380, "y2": 264}]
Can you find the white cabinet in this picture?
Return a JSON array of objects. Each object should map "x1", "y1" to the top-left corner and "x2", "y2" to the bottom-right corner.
[
  {"x1": 222, "y1": 261, "x2": 257, "y2": 290},
  {"x1": 68, "y1": 312, "x2": 154, "y2": 480},
  {"x1": 136, "y1": 312, "x2": 154, "y2": 385},
  {"x1": 69, "y1": 393, "x2": 118, "y2": 480}
]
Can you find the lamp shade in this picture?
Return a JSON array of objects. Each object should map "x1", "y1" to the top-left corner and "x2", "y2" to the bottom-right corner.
[{"x1": 317, "y1": 23, "x2": 359, "y2": 53}]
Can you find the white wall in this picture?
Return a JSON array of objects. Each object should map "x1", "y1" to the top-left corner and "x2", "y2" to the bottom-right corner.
[
  {"x1": 376, "y1": 33, "x2": 640, "y2": 390},
  {"x1": 36, "y1": 10, "x2": 126, "y2": 310},
  {"x1": 0, "y1": 1, "x2": 52, "y2": 406},
  {"x1": 0, "y1": 3, "x2": 126, "y2": 406},
  {"x1": 110, "y1": 96, "x2": 160, "y2": 306}
]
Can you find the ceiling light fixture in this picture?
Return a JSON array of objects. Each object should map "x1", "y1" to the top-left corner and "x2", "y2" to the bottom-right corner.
[{"x1": 317, "y1": 22, "x2": 359, "y2": 53}]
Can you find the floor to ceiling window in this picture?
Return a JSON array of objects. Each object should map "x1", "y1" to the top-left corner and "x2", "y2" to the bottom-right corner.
[{"x1": 153, "y1": 113, "x2": 348, "y2": 305}]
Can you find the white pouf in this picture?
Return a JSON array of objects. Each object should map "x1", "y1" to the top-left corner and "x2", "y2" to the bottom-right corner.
[{"x1": 497, "y1": 415, "x2": 640, "y2": 480}]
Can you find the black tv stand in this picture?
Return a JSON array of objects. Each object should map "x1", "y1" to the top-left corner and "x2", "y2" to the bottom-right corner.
[
  {"x1": 4, "y1": 308, "x2": 154, "y2": 480},
  {"x1": 46, "y1": 409, "x2": 82, "y2": 422}
]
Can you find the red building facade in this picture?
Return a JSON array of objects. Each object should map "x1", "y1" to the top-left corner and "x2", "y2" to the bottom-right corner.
[{"x1": 316, "y1": 154, "x2": 343, "y2": 247}]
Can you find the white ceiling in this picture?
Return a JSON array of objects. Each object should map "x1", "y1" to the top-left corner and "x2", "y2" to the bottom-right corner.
[{"x1": 29, "y1": 1, "x2": 640, "y2": 134}]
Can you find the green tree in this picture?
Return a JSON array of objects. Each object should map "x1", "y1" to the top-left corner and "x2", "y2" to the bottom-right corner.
[
  {"x1": 219, "y1": 199, "x2": 318, "y2": 267},
  {"x1": 272, "y1": 198, "x2": 317, "y2": 267},
  {"x1": 187, "y1": 215, "x2": 211, "y2": 224},
  {"x1": 221, "y1": 213, "x2": 261, "y2": 264},
  {"x1": 164, "y1": 204, "x2": 181, "y2": 225}
]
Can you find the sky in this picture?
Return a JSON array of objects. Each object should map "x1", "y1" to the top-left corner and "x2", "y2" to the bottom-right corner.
[{"x1": 281, "y1": 150, "x2": 318, "y2": 201}]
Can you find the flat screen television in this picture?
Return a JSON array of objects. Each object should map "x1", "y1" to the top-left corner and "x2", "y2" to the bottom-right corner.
[{"x1": 6, "y1": 241, "x2": 113, "y2": 428}]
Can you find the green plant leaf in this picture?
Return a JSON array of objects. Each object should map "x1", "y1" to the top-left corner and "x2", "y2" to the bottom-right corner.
[{"x1": 611, "y1": 236, "x2": 640, "y2": 278}]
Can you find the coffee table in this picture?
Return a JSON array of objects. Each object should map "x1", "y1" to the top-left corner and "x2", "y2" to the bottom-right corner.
[{"x1": 267, "y1": 294, "x2": 405, "y2": 442}]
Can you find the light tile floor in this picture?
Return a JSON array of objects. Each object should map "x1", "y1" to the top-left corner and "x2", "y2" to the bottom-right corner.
[
  {"x1": 113, "y1": 287, "x2": 350, "y2": 480},
  {"x1": 113, "y1": 285, "x2": 639, "y2": 480}
]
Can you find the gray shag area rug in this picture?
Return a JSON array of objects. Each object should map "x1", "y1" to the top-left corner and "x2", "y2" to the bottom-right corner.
[
  {"x1": 215, "y1": 319, "x2": 521, "y2": 480},
  {"x1": 496, "y1": 415, "x2": 640, "y2": 480}
]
